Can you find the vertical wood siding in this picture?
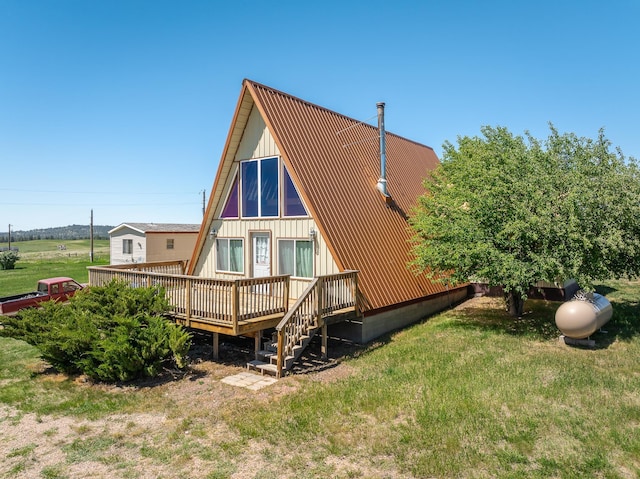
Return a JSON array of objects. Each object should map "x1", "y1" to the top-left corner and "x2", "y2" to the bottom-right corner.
[
  {"x1": 192, "y1": 103, "x2": 340, "y2": 299},
  {"x1": 235, "y1": 106, "x2": 280, "y2": 160},
  {"x1": 193, "y1": 218, "x2": 339, "y2": 299}
]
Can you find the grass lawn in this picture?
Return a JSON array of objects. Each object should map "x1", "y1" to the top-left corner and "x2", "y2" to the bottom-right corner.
[
  {"x1": 0, "y1": 240, "x2": 110, "y2": 296},
  {"x1": 0, "y1": 278, "x2": 639, "y2": 478}
]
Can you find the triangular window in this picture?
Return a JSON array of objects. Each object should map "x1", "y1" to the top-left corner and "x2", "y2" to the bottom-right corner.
[
  {"x1": 220, "y1": 161, "x2": 307, "y2": 218},
  {"x1": 283, "y1": 166, "x2": 307, "y2": 217},
  {"x1": 221, "y1": 175, "x2": 239, "y2": 218}
]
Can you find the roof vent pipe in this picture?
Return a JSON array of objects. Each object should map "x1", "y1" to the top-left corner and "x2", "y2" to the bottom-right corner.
[{"x1": 376, "y1": 102, "x2": 390, "y2": 197}]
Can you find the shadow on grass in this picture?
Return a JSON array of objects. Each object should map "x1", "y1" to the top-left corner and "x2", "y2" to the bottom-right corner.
[
  {"x1": 451, "y1": 300, "x2": 561, "y2": 340},
  {"x1": 450, "y1": 290, "x2": 640, "y2": 346},
  {"x1": 595, "y1": 284, "x2": 618, "y2": 296}
]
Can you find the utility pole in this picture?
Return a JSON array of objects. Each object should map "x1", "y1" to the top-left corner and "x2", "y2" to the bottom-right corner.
[
  {"x1": 7, "y1": 224, "x2": 11, "y2": 251},
  {"x1": 202, "y1": 190, "x2": 206, "y2": 217},
  {"x1": 90, "y1": 210, "x2": 94, "y2": 263}
]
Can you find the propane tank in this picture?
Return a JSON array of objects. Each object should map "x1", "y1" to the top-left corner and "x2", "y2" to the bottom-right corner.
[{"x1": 555, "y1": 292, "x2": 612, "y2": 339}]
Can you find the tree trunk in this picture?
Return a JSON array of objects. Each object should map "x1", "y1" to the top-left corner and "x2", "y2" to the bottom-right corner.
[{"x1": 505, "y1": 290, "x2": 524, "y2": 318}]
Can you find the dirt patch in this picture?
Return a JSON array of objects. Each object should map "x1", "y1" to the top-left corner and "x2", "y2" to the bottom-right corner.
[{"x1": 0, "y1": 333, "x2": 372, "y2": 479}]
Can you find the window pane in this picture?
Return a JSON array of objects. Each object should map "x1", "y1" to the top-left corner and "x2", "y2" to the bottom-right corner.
[
  {"x1": 229, "y1": 239, "x2": 243, "y2": 273},
  {"x1": 296, "y1": 241, "x2": 313, "y2": 278},
  {"x1": 221, "y1": 176, "x2": 239, "y2": 218},
  {"x1": 216, "y1": 239, "x2": 229, "y2": 271},
  {"x1": 283, "y1": 167, "x2": 307, "y2": 216},
  {"x1": 241, "y1": 161, "x2": 258, "y2": 217},
  {"x1": 260, "y1": 157, "x2": 279, "y2": 217},
  {"x1": 278, "y1": 240, "x2": 295, "y2": 276}
]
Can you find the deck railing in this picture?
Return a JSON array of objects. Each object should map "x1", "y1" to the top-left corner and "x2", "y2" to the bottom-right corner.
[
  {"x1": 97, "y1": 260, "x2": 188, "y2": 275},
  {"x1": 88, "y1": 265, "x2": 290, "y2": 333},
  {"x1": 275, "y1": 270, "x2": 358, "y2": 377}
]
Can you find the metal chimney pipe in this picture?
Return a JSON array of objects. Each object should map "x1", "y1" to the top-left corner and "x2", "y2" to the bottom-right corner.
[{"x1": 376, "y1": 102, "x2": 389, "y2": 197}]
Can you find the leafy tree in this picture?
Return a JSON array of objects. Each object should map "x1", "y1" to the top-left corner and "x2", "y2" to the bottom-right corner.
[
  {"x1": 410, "y1": 125, "x2": 640, "y2": 317},
  {"x1": 0, "y1": 250, "x2": 19, "y2": 270}
]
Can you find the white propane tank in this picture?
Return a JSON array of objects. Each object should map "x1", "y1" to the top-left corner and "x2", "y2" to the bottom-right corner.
[{"x1": 554, "y1": 292, "x2": 612, "y2": 339}]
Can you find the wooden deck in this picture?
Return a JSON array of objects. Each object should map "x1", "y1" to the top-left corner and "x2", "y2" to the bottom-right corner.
[
  {"x1": 88, "y1": 262, "x2": 292, "y2": 336},
  {"x1": 88, "y1": 262, "x2": 359, "y2": 375}
]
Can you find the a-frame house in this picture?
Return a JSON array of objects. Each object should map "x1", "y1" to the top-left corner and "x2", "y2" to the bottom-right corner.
[
  {"x1": 187, "y1": 79, "x2": 468, "y2": 352},
  {"x1": 89, "y1": 79, "x2": 469, "y2": 375}
]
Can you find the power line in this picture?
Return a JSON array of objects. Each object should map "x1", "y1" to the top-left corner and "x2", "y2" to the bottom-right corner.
[
  {"x1": 0, "y1": 187, "x2": 202, "y2": 196},
  {"x1": 2, "y1": 201, "x2": 201, "y2": 207}
]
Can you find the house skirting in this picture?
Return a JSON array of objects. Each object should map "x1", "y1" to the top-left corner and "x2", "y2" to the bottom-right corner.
[{"x1": 330, "y1": 286, "x2": 469, "y2": 344}]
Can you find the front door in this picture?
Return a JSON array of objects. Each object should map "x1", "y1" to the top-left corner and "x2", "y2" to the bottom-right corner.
[{"x1": 252, "y1": 233, "x2": 271, "y2": 279}]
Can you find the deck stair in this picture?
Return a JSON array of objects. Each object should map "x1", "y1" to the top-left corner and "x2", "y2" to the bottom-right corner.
[
  {"x1": 246, "y1": 271, "x2": 359, "y2": 378},
  {"x1": 248, "y1": 328, "x2": 319, "y2": 376}
]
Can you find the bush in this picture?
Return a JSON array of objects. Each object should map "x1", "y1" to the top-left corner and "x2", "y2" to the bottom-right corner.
[
  {"x1": 0, "y1": 250, "x2": 19, "y2": 270},
  {"x1": 0, "y1": 280, "x2": 192, "y2": 382}
]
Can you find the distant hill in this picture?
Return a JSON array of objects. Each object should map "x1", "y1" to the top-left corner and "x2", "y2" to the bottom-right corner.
[{"x1": 0, "y1": 225, "x2": 114, "y2": 242}]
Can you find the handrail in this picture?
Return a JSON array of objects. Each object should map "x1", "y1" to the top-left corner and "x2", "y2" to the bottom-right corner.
[
  {"x1": 275, "y1": 270, "x2": 359, "y2": 377},
  {"x1": 91, "y1": 260, "x2": 188, "y2": 274},
  {"x1": 275, "y1": 278, "x2": 319, "y2": 376},
  {"x1": 88, "y1": 264, "x2": 290, "y2": 327}
]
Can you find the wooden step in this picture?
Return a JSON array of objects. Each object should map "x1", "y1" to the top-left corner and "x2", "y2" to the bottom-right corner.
[
  {"x1": 247, "y1": 359, "x2": 265, "y2": 372},
  {"x1": 247, "y1": 360, "x2": 278, "y2": 376},
  {"x1": 263, "y1": 341, "x2": 278, "y2": 352},
  {"x1": 256, "y1": 362, "x2": 278, "y2": 376},
  {"x1": 257, "y1": 349, "x2": 277, "y2": 361}
]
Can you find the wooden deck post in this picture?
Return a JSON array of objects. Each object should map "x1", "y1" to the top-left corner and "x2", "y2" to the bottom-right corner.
[
  {"x1": 185, "y1": 278, "x2": 191, "y2": 325},
  {"x1": 255, "y1": 330, "x2": 262, "y2": 359},
  {"x1": 276, "y1": 330, "x2": 284, "y2": 379},
  {"x1": 321, "y1": 323, "x2": 328, "y2": 360},
  {"x1": 316, "y1": 279, "x2": 323, "y2": 327},
  {"x1": 232, "y1": 281, "x2": 239, "y2": 335},
  {"x1": 352, "y1": 272, "x2": 359, "y2": 315},
  {"x1": 212, "y1": 332, "x2": 219, "y2": 360},
  {"x1": 283, "y1": 276, "x2": 290, "y2": 312}
]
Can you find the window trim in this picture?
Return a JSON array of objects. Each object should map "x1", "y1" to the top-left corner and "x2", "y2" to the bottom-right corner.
[
  {"x1": 240, "y1": 156, "x2": 279, "y2": 218},
  {"x1": 215, "y1": 237, "x2": 245, "y2": 274},
  {"x1": 277, "y1": 238, "x2": 314, "y2": 279},
  {"x1": 221, "y1": 172, "x2": 240, "y2": 219},
  {"x1": 222, "y1": 157, "x2": 310, "y2": 220},
  {"x1": 281, "y1": 164, "x2": 308, "y2": 217}
]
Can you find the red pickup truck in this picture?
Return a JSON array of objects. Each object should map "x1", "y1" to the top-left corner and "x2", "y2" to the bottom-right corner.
[{"x1": 0, "y1": 277, "x2": 84, "y2": 315}]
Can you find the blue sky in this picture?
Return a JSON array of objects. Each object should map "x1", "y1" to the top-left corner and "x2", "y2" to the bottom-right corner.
[{"x1": 1, "y1": 0, "x2": 639, "y2": 231}]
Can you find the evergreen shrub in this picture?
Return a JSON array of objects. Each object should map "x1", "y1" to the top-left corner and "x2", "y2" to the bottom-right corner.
[
  {"x1": 0, "y1": 280, "x2": 191, "y2": 382},
  {"x1": 0, "y1": 250, "x2": 19, "y2": 270}
]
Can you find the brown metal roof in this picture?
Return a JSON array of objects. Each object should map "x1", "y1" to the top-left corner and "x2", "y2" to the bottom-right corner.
[
  {"x1": 247, "y1": 80, "x2": 448, "y2": 313},
  {"x1": 190, "y1": 79, "x2": 450, "y2": 313}
]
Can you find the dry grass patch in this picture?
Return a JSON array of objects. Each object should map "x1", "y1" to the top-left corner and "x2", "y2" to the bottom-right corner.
[{"x1": 1, "y1": 280, "x2": 640, "y2": 478}]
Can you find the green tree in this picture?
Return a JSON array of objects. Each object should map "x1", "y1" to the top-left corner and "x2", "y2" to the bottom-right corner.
[{"x1": 410, "y1": 125, "x2": 640, "y2": 317}]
